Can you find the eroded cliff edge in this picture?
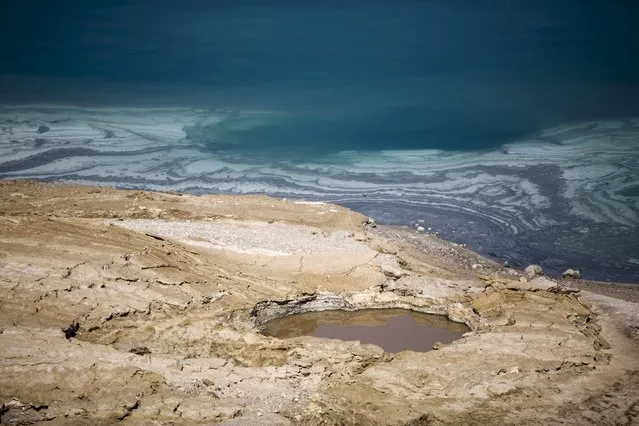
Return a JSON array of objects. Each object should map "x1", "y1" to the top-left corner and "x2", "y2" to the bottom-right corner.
[{"x1": 0, "y1": 181, "x2": 637, "y2": 425}]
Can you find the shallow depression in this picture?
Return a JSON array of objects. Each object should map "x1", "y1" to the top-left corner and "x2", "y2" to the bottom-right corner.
[{"x1": 261, "y1": 309, "x2": 470, "y2": 353}]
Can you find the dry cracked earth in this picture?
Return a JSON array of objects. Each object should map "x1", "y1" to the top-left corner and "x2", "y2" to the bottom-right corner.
[{"x1": 0, "y1": 181, "x2": 638, "y2": 425}]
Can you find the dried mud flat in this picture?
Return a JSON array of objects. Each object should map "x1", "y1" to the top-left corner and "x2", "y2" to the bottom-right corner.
[{"x1": 0, "y1": 180, "x2": 638, "y2": 426}]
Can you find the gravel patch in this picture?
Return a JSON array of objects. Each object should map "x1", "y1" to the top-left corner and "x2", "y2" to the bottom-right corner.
[{"x1": 114, "y1": 219, "x2": 372, "y2": 256}]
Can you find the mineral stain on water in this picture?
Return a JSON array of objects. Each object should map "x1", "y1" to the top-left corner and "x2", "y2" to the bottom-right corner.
[{"x1": 261, "y1": 309, "x2": 470, "y2": 353}]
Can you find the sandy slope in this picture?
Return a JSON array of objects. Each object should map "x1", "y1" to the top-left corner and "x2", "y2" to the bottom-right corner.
[{"x1": 0, "y1": 180, "x2": 637, "y2": 425}]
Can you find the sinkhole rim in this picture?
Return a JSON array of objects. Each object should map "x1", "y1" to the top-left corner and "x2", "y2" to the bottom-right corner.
[{"x1": 250, "y1": 293, "x2": 477, "y2": 331}]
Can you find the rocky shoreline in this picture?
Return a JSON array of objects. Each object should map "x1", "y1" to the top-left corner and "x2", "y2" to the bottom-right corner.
[{"x1": 0, "y1": 180, "x2": 638, "y2": 425}]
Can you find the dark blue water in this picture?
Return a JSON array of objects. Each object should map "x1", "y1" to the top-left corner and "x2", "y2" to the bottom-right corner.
[
  {"x1": 2, "y1": 0, "x2": 639, "y2": 156},
  {"x1": 1, "y1": 1, "x2": 638, "y2": 281}
]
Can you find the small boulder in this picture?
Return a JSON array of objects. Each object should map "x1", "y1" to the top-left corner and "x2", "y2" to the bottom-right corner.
[
  {"x1": 416, "y1": 226, "x2": 425, "y2": 232},
  {"x1": 378, "y1": 254, "x2": 405, "y2": 278},
  {"x1": 528, "y1": 276, "x2": 557, "y2": 291},
  {"x1": 505, "y1": 276, "x2": 556, "y2": 291},
  {"x1": 562, "y1": 269, "x2": 581, "y2": 279},
  {"x1": 524, "y1": 264, "x2": 544, "y2": 277}
]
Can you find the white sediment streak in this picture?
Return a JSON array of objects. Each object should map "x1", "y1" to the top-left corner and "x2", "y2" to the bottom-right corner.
[
  {"x1": 113, "y1": 219, "x2": 372, "y2": 256},
  {"x1": 1, "y1": 105, "x2": 637, "y2": 238}
]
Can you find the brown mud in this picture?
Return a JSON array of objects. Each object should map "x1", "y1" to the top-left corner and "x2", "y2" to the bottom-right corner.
[{"x1": 260, "y1": 309, "x2": 469, "y2": 353}]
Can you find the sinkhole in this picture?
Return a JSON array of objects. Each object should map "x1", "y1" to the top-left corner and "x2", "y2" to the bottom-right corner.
[{"x1": 261, "y1": 309, "x2": 470, "y2": 353}]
